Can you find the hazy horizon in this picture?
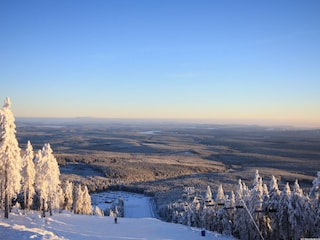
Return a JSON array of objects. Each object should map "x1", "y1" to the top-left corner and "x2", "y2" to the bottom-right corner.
[
  {"x1": 15, "y1": 116, "x2": 320, "y2": 129},
  {"x1": 1, "y1": 1, "x2": 320, "y2": 127}
]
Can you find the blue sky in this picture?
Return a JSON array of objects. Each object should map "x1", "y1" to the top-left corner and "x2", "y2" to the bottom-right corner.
[{"x1": 1, "y1": 1, "x2": 320, "y2": 126}]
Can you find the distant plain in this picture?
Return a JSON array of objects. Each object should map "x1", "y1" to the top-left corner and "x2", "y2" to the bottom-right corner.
[{"x1": 16, "y1": 118, "x2": 320, "y2": 205}]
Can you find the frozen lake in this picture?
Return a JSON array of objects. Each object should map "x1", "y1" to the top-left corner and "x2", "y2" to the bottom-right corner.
[
  {"x1": 91, "y1": 191, "x2": 155, "y2": 218},
  {"x1": 139, "y1": 130, "x2": 161, "y2": 135}
]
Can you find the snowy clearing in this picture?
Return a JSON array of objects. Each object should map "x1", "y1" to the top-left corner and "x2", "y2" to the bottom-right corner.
[{"x1": 0, "y1": 212, "x2": 234, "y2": 240}]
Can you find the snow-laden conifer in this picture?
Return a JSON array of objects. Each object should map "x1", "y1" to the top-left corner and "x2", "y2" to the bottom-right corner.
[
  {"x1": 289, "y1": 180, "x2": 312, "y2": 239},
  {"x1": 233, "y1": 179, "x2": 248, "y2": 239},
  {"x1": 268, "y1": 175, "x2": 281, "y2": 239},
  {"x1": 309, "y1": 171, "x2": 320, "y2": 237},
  {"x1": 41, "y1": 143, "x2": 61, "y2": 215},
  {"x1": 309, "y1": 171, "x2": 320, "y2": 202},
  {"x1": 205, "y1": 185, "x2": 212, "y2": 203},
  {"x1": 34, "y1": 144, "x2": 61, "y2": 216},
  {"x1": 93, "y1": 205, "x2": 104, "y2": 216},
  {"x1": 215, "y1": 184, "x2": 225, "y2": 205},
  {"x1": 21, "y1": 141, "x2": 35, "y2": 210},
  {"x1": 61, "y1": 180, "x2": 73, "y2": 211},
  {"x1": 0, "y1": 97, "x2": 22, "y2": 218},
  {"x1": 279, "y1": 182, "x2": 291, "y2": 240},
  {"x1": 253, "y1": 169, "x2": 260, "y2": 188},
  {"x1": 73, "y1": 184, "x2": 92, "y2": 215},
  {"x1": 247, "y1": 174, "x2": 264, "y2": 240},
  {"x1": 288, "y1": 180, "x2": 304, "y2": 238},
  {"x1": 73, "y1": 184, "x2": 83, "y2": 214},
  {"x1": 81, "y1": 185, "x2": 92, "y2": 215}
]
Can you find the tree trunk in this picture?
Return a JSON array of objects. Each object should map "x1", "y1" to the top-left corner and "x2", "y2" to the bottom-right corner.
[
  {"x1": 4, "y1": 192, "x2": 9, "y2": 219},
  {"x1": 24, "y1": 190, "x2": 27, "y2": 210},
  {"x1": 49, "y1": 197, "x2": 52, "y2": 216},
  {"x1": 42, "y1": 198, "x2": 46, "y2": 218},
  {"x1": 4, "y1": 169, "x2": 9, "y2": 219}
]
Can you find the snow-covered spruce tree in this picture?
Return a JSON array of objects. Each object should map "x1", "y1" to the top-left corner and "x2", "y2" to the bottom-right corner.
[
  {"x1": 73, "y1": 184, "x2": 92, "y2": 215},
  {"x1": 268, "y1": 175, "x2": 281, "y2": 239},
  {"x1": 215, "y1": 184, "x2": 225, "y2": 205},
  {"x1": 215, "y1": 185, "x2": 229, "y2": 234},
  {"x1": 310, "y1": 171, "x2": 320, "y2": 201},
  {"x1": 72, "y1": 184, "x2": 83, "y2": 214},
  {"x1": 247, "y1": 175, "x2": 265, "y2": 240},
  {"x1": 252, "y1": 169, "x2": 261, "y2": 188},
  {"x1": 205, "y1": 185, "x2": 213, "y2": 203},
  {"x1": 201, "y1": 203, "x2": 215, "y2": 230},
  {"x1": 61, "y1": 180, "x2": 73, "y2": 211},
  {"x1": 34, "y1": 144, "x2": 61, "y2": 217},
  {"x1": 260, "y1": 183, "x2": 272, "y2": 239},
  {"x1": 224, "y1": 191, "x2": 235, "y2": 236},
  {"x1": 0, "y1": 97, "x2": 22, "y2": 218},
  {"x1": 309, "y1": 171, "x2": 320, "y2": 237},
  {"x1": 190, "y1": 196, "x2": 202, "y2": 227},
  {"x1": 81, "y1": 185, "x2": 92, "y2": 215},
  {"x1": 288, "y1": 180, "x2": 312, "y2": 239},
  {"x1": 233, "y1": 179, "x2": 249, "y2": 239},
  {"x1": 33, "y1": 150, "x2": 44, "y2": 212},
  {"x1": 42, "y1": 143, "x2": 61, "y2": 216},
  {"x1": 21, "y1": 141, "x2": 35, "y2": 210},
  {"x1": 93, "y1": 205, "x2": 104, "y2": 216},
  {"x1": 278, "y1": 182, "x2": 292, "y2": 240}
]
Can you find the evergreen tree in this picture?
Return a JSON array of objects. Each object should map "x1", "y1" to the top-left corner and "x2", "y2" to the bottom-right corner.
[
  {"x1": 233, "y1": 179, "x2": 249, "y2": 239},
  {"x1": 34, "y1": 149, "x2": 48, "y2": 215},
  {"x1": 21, "y1": 141, "x2": 35, "y2": 210},
  {"x1": 309, "y1": 171, "x2": 320, "y2": 201},
  {"x1": 81, "y1": 185, "x2": 92, "y2": 215},
  {"x1": 34, "y1": 144, "x2": 61, "y2": 216},
  {"x1": 205, "y1": 185, "x2": 212, "y2": 203},
  {"x1": 215, "y1": 184, "x2": 225, "y2": 205},
  {"x1": 73, "y1": 184, "x2": 83, "y2": 214},
  {"x1": 0, "y1": 97, "x2": 22, "y2": 218},
  {"x1": 279, "y1": 182, "x2": 291, "y2": 240},
  {"x1": 73, "y1": 184, "x2": 92, "y2": 215},
  {"x1": 309, "y1": 171, "x2": 320, "y2": 237},
  {"x1": 288, "y1": 180, "x2": 310, "y2": 239},
  {"x1": 260, "y1": 183, "x2": 272, "y2": 238},
  {"x1": 41, "y1": 143, "x2": 61, "y2": 215},
  {"x1": 247, "y1": 175, "x2": 264, "y2": 240},
  {"x1": 61, "y1": 180, "x2": 73, "y2": 211},
  {"x1": 253, "y1": 169, "x2": 260, "y2": 188},
  {"x1": 93, "y1": 205, "x2": 104, "y2": 216},
  {"x1": 268, "y1": 175, "x2": 281, "y2": 239}
]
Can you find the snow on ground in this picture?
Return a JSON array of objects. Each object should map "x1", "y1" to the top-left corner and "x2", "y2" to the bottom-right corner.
[
  {"x1": 0, "y1": 192, "x2": 235, "y2": 239},
  {"x1": 0, "y1": 212, "x2": 235, "y2": 240},
  {"x1": 91, "y1": 191, "x2": 155, "y2": 218}
]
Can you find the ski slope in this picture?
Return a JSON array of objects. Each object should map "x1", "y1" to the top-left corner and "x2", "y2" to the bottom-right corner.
[
  {"x1": 0, "y1": 212, "x2": 235, "y2": 240},
  {"x1": 91, "y1": 191, "x2": 155, "y2": 218},
  {"x1": 0, "y1": 191, "x2": 235, "y2": 239}
]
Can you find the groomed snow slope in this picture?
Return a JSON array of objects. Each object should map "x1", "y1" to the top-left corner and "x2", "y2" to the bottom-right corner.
[{"x1": 0, "y1": 212, "x2": 234, "y2": 240}]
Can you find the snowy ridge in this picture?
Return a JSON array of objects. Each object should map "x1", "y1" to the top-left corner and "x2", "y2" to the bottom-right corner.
[{"x1": 0, "y1": 212, "x2": 234, "y2": 240}]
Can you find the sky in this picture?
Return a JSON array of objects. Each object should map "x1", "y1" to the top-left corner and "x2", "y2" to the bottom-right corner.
[{"x1": 1, "y1": 0, "x2": 320, "y2": 126}]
